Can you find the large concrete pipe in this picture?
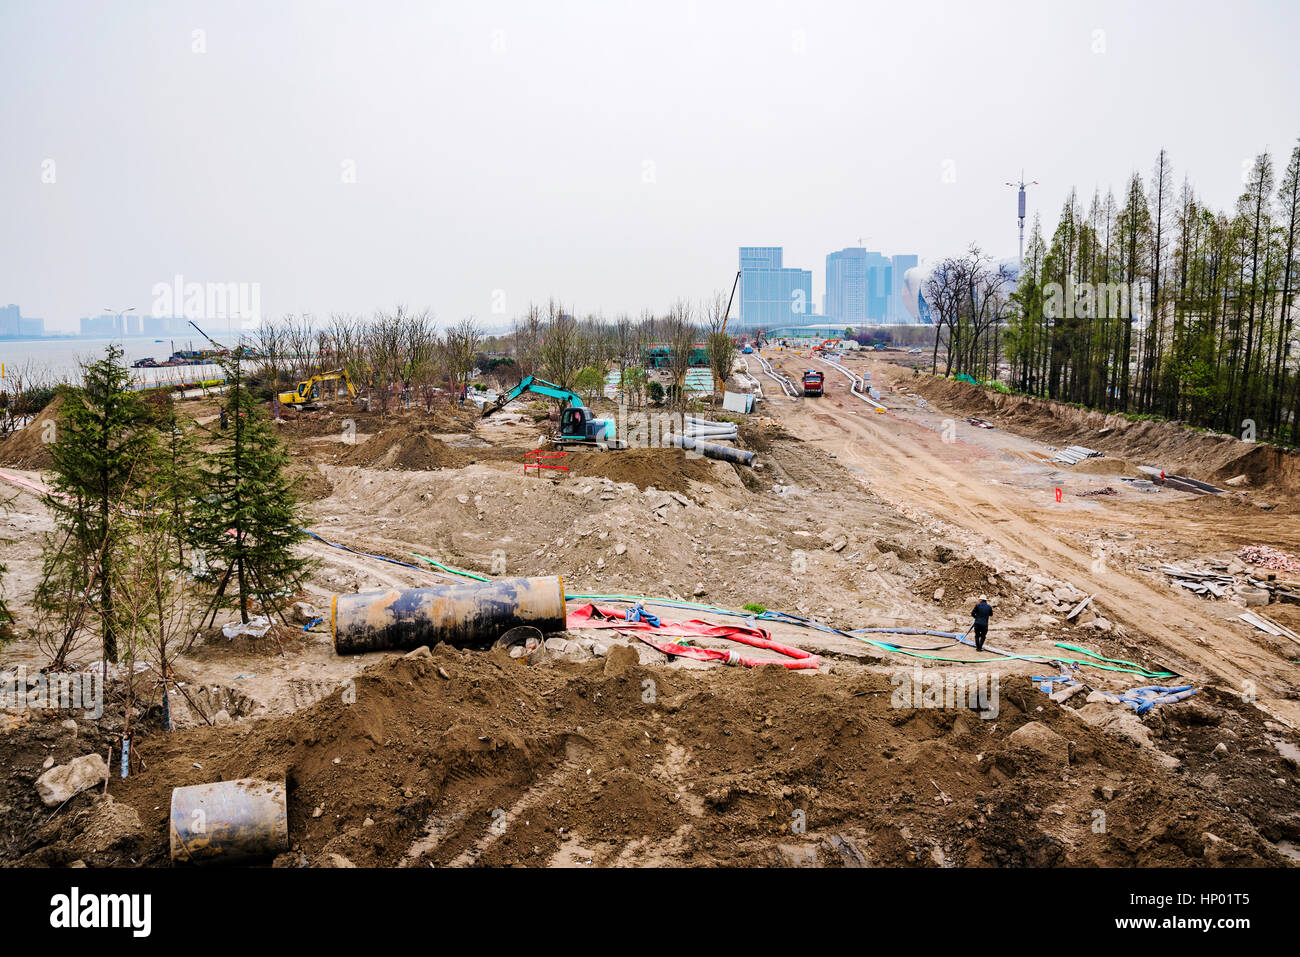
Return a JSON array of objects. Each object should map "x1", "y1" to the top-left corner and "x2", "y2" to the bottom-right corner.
[
  {"x1": 170, "y1": 778, "x2": 289, "y2": 864},
  {"x1": 332, "y1": 576, "x2": 567, "y2": 654},
  {"x1": 667, "y1": 433, "x2": 756, "y2": 466},
  {"x1": 683, "y1": 429, "x2": 738, "y2": 441}
]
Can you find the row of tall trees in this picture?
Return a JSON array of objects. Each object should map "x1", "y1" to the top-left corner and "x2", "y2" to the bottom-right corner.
[{"x1": 1001, "y1": 139, "x2": 1300, "y2": 442}]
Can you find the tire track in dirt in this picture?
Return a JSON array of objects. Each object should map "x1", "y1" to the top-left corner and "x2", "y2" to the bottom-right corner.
[{"x1": 769, "y1": 353, "x2": 1300, "y2": 728}]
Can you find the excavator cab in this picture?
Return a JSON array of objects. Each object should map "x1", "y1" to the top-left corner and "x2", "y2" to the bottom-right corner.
[{"x1": 560, "y1": 407, "x2": 598, "y2": 440}]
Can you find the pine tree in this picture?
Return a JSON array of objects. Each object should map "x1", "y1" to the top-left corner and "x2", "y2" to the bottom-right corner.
[
  {"x1": 38, "y1": 345, "x2": 159, "y2": 664},
  {"x1": 194, "y1": 355, "x2": 311, "y2": 625}
]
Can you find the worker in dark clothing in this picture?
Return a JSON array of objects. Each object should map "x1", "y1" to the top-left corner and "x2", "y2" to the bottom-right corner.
[{"x1": 971, "y1": 596, "x2": 993, "y2": 652}]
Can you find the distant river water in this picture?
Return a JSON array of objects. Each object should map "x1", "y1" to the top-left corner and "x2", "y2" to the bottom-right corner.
[{"x1": 0, "y1": 336, "x2": 227, "y2": 386}]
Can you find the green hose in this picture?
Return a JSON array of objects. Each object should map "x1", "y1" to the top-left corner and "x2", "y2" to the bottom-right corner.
[
  {"x1": 410, "y1": 553, "x2": 492, "y2": 582},
  {"x1": 405, "y1": 578, "x2": 1176, "y2": 679},
  {"x1": 565, "y1": 592, "x2": 1174, "y2": 677}
]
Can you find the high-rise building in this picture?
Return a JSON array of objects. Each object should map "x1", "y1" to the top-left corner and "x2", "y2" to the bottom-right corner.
[
  {"x1": 738, "y1": 247, "x2": 813, "y2": 327},
  {"x1": 825, "y1": 249, "x2": 893, "y2": 322},
  {"x1": 864, "y1": 252, "x2": 892, "y2": 321},
  {"x1": 80, "y1": 314, "x2": 121, "y2": 336},
  {"x1": 0, "y1": 304, "x2": 19, "y2": 337},
  {"x1": 0, "y1": 304, "x2": 45, "y2": 337},
  {"x1": 825, "y1": 248, "x2": 869, "y2": 324}
]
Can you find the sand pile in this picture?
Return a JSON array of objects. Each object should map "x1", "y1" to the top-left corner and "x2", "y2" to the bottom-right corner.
[{"x1": 1069, "y1": 456, "x2": 1133, "y2": 476}]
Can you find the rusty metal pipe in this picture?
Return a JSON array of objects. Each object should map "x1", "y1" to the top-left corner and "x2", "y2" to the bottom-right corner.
[
  {"x1": 170, "y1": 778, "x2": 289, "y2": 865},
  {"x1": 332, "y1": 576, "x2": 566, "y2": 655}
]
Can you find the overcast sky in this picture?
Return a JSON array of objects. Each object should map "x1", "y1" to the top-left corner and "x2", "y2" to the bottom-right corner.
[{"x1": 3, "y1": 0, "x2": 1299, "y2": 333}]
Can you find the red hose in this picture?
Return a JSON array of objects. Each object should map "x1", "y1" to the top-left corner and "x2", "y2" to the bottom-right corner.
[{"x1": 566, "y1": 603, "x2": 820, "y2": 670}]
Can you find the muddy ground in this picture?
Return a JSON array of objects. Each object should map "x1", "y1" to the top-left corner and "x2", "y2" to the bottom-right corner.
[{"x1": 2, "y1": 362, "x2": 1300, "y2": 867}]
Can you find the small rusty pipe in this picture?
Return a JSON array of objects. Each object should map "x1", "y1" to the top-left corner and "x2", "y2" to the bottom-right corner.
[
  {"x1": 170, "y1": 778, "x2": 289, "y2": 865},
  {"x1": 332, "y1": 576, "x2": 567, "y2": 655}
]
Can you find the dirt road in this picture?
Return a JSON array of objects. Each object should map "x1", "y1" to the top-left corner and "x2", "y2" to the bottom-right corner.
[{"x1": 768, "y1": 351, "x2": 1300, "y2": 729}]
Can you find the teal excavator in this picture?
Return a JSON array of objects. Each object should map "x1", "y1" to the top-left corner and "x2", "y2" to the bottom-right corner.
[{"x1": 480, "y1": 375, "x2": 618, "y2": 448}]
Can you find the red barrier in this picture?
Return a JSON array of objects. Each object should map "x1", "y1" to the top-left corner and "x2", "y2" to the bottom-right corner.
[{"x1": 524, "y1": 448, "x2": 568, "y2": 476}]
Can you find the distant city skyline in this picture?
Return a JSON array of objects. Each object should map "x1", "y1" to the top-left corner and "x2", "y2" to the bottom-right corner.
[
  {"x1": 0, "y1": 304, "x2": 44, "y2": 338},
  {"x1": 6, "y1": 2, "x2": 1297, "y2": 335},
  {"x1": 740, "y1": 245, "x2": 924, "y2": 327}
]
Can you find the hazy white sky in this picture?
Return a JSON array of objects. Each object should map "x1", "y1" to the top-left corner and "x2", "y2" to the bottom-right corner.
[{"x1": 3, "y1": 0, "x2": 1299, "y2": 333}]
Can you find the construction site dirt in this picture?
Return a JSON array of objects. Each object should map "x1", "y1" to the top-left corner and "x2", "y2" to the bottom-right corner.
[{"x1": 3, "y1": 359, "x2": 1300, "y2": 868}]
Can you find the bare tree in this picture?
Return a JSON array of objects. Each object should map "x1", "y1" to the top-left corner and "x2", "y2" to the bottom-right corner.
[
  {"x1": 365, "y1": 308, "x2": 408, "y2": 418},
  {"x1": 440, "y1": 317, "x2": 482, "y2": 402},
  {"x1": 253, "y1": 318, "x2": 290, "y2": 418},
  {"x1": 664, "y1": 299, "x2": 697, "y2": 409},
  {"x1": 539, "y1": 305, "x2": 585, "y2": 391},
  {"x1": 513, "y1": 303, "x2": 544, "y2": 379},
  {"x1": 703, "y1": 290, "x2": 736, "y2": 406}
]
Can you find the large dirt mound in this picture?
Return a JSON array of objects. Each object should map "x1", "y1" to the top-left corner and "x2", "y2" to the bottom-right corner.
[
  {"x1": 737, "y1": 417, "x2": 800, "y2": 453},
  {"x1": 15, "y1": 649, "x2": 1287, "y2": 868},
  {"x1": 337, "y1": 423, "x2": 471, "y2": 471},
  {"x1": 1069, "y1": 456, "x2": 1134, "y2": 476},
  {"x1": 0, "y1": 393, "x2": 64, "y2": 469},
  {"x1": 910, "y1": 376, "x2": 1300, "y2": 496},
  {"x1": 565, "y1": 447, "x2": 718, "y2": 494}
]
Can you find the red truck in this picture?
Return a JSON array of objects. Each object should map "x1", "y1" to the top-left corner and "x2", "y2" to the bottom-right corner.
[{"x1": 802, "y1": 370, "x2": 824, "y2": 397}]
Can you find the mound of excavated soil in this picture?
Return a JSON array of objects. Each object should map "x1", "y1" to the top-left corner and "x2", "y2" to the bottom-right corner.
[
  {"x1": 337, "y1": 424, "x2": 471, "y2": 471},
  {"x1": 565, "y1": 447, "x2": 717, "y2": 495},
  {"x1": 14, "y1": 649, "x2": 1288, "y2": 868},
  {"x1": 1069, "y1": 456, "x2": 1134, "y2": 476},
  {"x1": 919, "y1": 559, "x2": 1004, "y2": 606},
  {"x1": 0, "y1": 393, "x2": 64, "y2": 469},
  {"x1": 909, "y1": 375, "x2": 1300, "y2": 498},
  {"x1": 737, "y1": 417, "x2": 799, "y2": 454}
]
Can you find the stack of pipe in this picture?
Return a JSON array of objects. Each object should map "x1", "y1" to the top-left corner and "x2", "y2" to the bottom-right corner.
[{"x1": 683, "y1": 416, "x2": 739, "y2": 442}]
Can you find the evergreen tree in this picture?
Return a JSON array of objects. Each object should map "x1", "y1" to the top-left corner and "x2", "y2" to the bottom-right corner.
[
  {"x1": 38, "y1": 345, "x2": 159, "y2": 663},
  {"x1": 194, "y1": 355, "x2": 311, "y2": 625}
]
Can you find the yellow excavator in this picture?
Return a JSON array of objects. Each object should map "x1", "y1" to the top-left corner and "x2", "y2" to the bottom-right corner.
[{"x1": 277, "y1": 369, "x2": 358, "y2": 410}]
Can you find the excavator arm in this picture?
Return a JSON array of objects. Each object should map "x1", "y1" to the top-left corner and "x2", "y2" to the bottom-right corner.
[{"x1": 480, "y1": 375, "x2": 585, "y2": 418}]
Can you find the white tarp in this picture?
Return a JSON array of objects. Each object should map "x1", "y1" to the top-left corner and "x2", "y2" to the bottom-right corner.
[
  {"x1": 222, "y1": 615, "x2": 272, "y2": 640},
  {"x1": 722, "y1": 391, "x2": 754, "y2": 414}
]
